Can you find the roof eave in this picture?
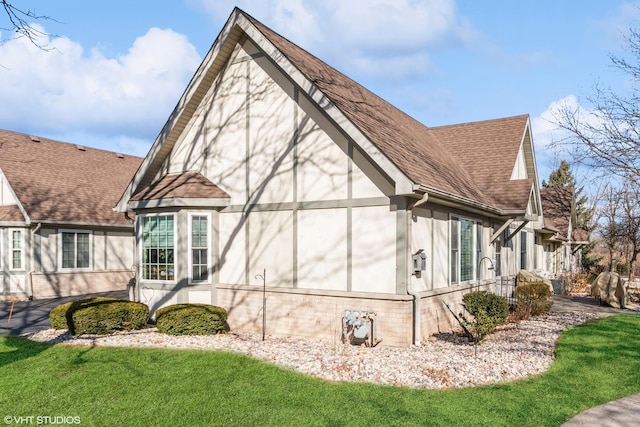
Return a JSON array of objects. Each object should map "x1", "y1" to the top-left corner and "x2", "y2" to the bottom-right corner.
[
  {"x1": 128, "y1": 198, "x2": 231, "y2": 210},
  {"x1": 411, "y1": 184, "x2": 527, "y2": 218}
]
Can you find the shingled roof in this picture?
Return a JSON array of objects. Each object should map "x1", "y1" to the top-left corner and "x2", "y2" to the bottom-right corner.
[
  {"x1": 118, "y1": 8, "x2": 537, "y2": 216},
  {"x1": 540, "y1": 186, "x2": 574, "y2": 237},
  {"x1": 130, "y1": 172, "x2": 230, "y2": 202},
  {"x1": 246, "y1": 10, "x2": 535, "y2": 212},
  {"x1": 0, "y1": 130, "x2": 142, "y2": 226}
]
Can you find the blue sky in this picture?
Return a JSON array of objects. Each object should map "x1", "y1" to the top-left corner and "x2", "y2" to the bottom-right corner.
[{"x1": 1, "y1": 0, "x2": 639, "y2": 184}]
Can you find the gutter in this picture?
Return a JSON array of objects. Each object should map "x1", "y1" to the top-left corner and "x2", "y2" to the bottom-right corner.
[
  {"x1": 407, "y1": 192, "x2": 429, "y2": 346},
  {"x1": 27, "y1": 222, "x2": 41, "y2": 299}
]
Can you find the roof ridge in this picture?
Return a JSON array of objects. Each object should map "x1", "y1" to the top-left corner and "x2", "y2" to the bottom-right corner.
[
  {"x1": 0, "y1": 129, "x2": 143, "y2": 159},
  {"x1": 430, "y1": 114, "x2": 529, "y2": 130}
]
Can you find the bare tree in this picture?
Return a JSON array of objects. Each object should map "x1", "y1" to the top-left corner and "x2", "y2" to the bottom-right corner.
[
  {"x1": 595, "y1": 184, "x2": 623, "y2": 273},
  {"x1": 619, "y1": 188, "x2": 640, "y2": 280},
  {"x1": 1, "y1": 1, "x2": 55, "y2": 50},
  {"x1": 551, "y1": 28, "x2": 640, "y2": 185}
]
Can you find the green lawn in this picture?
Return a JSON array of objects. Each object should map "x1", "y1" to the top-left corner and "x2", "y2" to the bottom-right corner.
[{"x1": 1, "y1": 315, "x2": 639, "y2": 427}]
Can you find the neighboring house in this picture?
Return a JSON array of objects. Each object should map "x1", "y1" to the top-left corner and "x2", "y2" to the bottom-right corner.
[
  {"x1": 0, "y1": 130, "x2": 142, "y2": 300},
  {"x1": 116, "y1": 8, "x2": 543, "y2": 346},
  {"x1": 538, "y1": 186, "x2": 588, "y2": 275}
]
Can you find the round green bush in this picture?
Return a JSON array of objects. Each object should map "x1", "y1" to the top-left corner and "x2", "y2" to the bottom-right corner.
[
  {"x1": 155, "y1": 303, "x2": 228, "y2": 336},
  {"x1": 50, "y1": 297, "x2": 118, "y2": 331},
  {"x1": 462, "y1": 291, "x2": 509, "y2": 340},
  {"x1": 515, "y1": 282, "x2": 553, "y2": 318},
  {"x1": 49, "y1": 297, "x2": 149, "y2": 335}
]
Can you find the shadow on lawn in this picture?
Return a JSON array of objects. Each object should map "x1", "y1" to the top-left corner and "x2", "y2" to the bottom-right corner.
[{"x1": 0, "y1": 336, "x2": 51, "y2": 368}]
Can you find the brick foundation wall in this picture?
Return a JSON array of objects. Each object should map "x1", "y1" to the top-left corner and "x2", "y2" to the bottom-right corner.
[
  {"x1": 31, "y1": 270, "x2": 134, "y2": 299},
  {"x1": 217, "y1": 285, "x2": 414, "y2": 347},
  {"x1": 217, "y1": 281, "x2": 495, "y2": 347}
]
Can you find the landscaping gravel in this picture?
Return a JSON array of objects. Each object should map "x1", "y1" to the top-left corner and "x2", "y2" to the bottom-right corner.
[{"x1": 26, "y1": 311, "x2": 600, "y2": 389}]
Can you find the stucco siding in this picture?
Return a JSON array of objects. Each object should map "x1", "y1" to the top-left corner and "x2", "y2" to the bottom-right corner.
[
  {"x1": 351, "y1": 206, "x2": 396, "y2": 293},
  {"x1": 248, "y1": 210, "x2": 294, "y2": 287},
  {"x1": 432, "y1": 211, "x2": 450, "y2": 288},
  {"x1": 219, "y1": 212, "x2": 246, "y2": 285},
  {"x1": 297, "y1": 208, "x2": 348, "y2": 291}
]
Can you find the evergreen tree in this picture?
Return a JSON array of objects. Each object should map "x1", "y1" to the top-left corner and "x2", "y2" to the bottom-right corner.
[{"x1": 543, "y1": 161, "x2": 599, "y2": 271}]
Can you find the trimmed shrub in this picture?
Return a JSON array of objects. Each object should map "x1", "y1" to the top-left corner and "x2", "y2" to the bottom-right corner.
[
  {"x1": 515, "y1": 282, "x2": 553, "y2": 319},
  {"x1": 49, "y1": 298, "x2": 149, "y2": 335},
  {"x1": 156, "y1": 303, "x2": 228, "y2": 336},
  {"x1": 461, "y1": 291, "x2": 509, "y2": 340},
  {"x1": 50, "y1": 297, "x2": 118, "y2": 331}
]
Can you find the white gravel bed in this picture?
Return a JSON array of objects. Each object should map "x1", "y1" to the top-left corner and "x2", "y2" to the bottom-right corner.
[{"x1": 26, "y1": 311, "x2": 600, "y2": 389}]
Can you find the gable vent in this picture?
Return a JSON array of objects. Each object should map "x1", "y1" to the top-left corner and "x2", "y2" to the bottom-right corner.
[
  {"x1": 29, "y1": 135, "x2": 40, "y2": 142},
  {"x1": 76, "y1": 145, "x2": 86, "y2": 151}
]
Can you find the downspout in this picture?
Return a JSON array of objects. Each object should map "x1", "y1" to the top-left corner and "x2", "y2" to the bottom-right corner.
[
  {"x1": 28, "y1": 222, "x2": 41, "y2": 300},
  {"x1": 124, "y1": 212, "x2": 138, "y2": 302},
  {"x1": 408, "y1": 192, "x2": 429, "y2": 346}
]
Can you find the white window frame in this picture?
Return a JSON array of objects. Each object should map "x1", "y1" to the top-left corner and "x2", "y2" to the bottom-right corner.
[
  {"x1": 58, "y1": 229, "x2": 93, "y2": 271},
  {"x1": 10, "y1": 228, "x2": 25, "y2": 271},
  {"x1": 450, "y1": 215, "x2": 482, "y2": 285},
  {"x1": 138, "y1": 213, "x2": 177, "y2": 283},
  {"x1": 188, "y1": 212, "x2": 211, "y2": 284}
]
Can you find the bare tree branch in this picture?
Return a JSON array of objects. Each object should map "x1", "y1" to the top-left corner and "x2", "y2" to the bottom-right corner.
[{"x1": 1, "y1": 0, "x2": 57, "y2": 50}]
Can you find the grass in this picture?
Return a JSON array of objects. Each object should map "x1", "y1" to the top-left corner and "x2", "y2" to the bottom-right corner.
[{"x1": 0, "y1": 314, "x2": 639, "y2": 426}]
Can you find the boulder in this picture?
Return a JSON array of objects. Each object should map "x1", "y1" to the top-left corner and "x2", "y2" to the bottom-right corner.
[
  {"x1": 516, "y1": 270, "x2": 554, "y2": 295},
  {"x1": 591, "y1": 272, "x2": 628, "y2": 308}
]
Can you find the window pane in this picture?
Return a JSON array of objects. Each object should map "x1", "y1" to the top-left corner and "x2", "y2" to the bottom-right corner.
[
  {"x1": 141, "y1": 215, "x2": 175, "y2": 281},
  {"x1": 12, "y1": 230, "x2": 22, "y2": 269},
  {"x1": 77, "y1": 233, "x2": 90, "y2": 268},
  {"x1": 520, "y1": 231, "x2": 527, "y2": 270},
  {"x1": 451, "y1": 219, "x2": 459, "y2": 283},
  {"x1": 12, "y1": 231, "x2": 21, "y2": 249},
  {"x1": 62, "y1": 233, "x2": 75, "y2": 269},
  {"x1": 460, "y1": 219, "x2": 474, "y2": 281},
  {"x1": 12, "y1": 251, "x2": 21, "y2": 269},
  {"x1": 191, "y1": 216, "x2": 208, "y2": 283}
]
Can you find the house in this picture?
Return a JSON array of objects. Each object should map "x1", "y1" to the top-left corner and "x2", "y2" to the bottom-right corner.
[
  {"x1": 0, "y1": 130, "x2": 142, "y2": 300},
  {"x1": 538, "y1": 186, "x2": 588, "y2": 275},
  {"x1": 116, "y1": 8, "x2": 543, "y2": 346}
]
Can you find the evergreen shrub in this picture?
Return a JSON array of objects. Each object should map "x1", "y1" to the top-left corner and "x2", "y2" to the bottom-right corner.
[
  {"x1": 515, "y1": 282, "x2": 553, "y2": 319},
  {"x1": 50, "y1": 297, "x2": 149, "y2": 335},
  {"x1": 155, "y1": 303, "x2": 228, "y2": 336},
  {"x1": 461, "y1": 291, "x2": 509, "y2": 340}
]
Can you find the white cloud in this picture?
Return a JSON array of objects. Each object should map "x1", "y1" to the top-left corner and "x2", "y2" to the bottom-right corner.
[
  {"x1": 0, "y1": 24, "x2": 201, "y2": 143},
  {"x1": 195, "y1": 0, "x2": 475, "y2": 79},
  {"x1": 531, "y1": 95, "x2": 610, "y2": 185}
]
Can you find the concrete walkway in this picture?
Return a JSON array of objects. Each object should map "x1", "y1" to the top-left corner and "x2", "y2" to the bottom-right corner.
[{"x1": 561, "y1": 394, "x2": 640, "y2": 426}]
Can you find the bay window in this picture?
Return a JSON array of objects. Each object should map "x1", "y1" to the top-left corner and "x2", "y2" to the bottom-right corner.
[
  {"x1": 190, "y1": 214, "x2": 210, "y2": 283},
  {"x1": 141, "y1": 215, "x2": 175, "y2": 281}
]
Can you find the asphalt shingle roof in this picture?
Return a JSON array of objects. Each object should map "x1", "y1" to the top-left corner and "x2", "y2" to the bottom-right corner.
[
  {"x1": 130, "y1": 172, "x2": 230, "y2": 202},
  {"x1": 540, "y1": 186, "x2": 574, "y2": 237},
  {"x1": 0, "y1": 130, "x2": 142, "y2": 226}
]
